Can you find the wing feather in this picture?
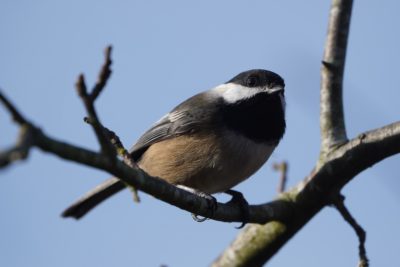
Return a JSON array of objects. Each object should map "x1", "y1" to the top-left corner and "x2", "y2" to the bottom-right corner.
[{"x1": 129, "y1": 91, "x2": 219, "y2": 160}]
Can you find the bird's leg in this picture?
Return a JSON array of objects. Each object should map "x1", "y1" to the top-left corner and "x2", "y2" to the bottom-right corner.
[
  {"x1": 224, "y1": 189, "x2": 249, "y2": 229},
  {"x1": 177, "y1": 185, "x2": 217, "y2": 222}
]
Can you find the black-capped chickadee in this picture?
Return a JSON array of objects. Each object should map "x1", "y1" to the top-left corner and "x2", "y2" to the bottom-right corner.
[{"x1": 63, "y1": 69, "x2": 286, "y2": 219}]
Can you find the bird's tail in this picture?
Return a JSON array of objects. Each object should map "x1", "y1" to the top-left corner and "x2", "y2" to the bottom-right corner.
[{"x1": 62, "y1": 177, "x2": 126, "y2": 219}]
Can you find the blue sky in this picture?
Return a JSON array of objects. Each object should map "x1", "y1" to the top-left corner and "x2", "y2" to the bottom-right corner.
[{"x1": 1, "y1": 1, "x2": 399, "y2": 266}]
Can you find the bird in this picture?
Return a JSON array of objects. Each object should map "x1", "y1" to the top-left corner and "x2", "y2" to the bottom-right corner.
[{"x1": 62, "y1": 69, "x2": 286, "y2": 220}]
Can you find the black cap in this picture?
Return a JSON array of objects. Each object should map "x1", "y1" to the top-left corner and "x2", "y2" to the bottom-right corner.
[{"x1": 227, "y1": 69, "x2": 285, "y2": 88}]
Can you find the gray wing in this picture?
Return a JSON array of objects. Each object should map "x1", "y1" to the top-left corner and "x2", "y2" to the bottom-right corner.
[{"x1": 129, "y1": 91, "x2": 219, "y2": 160}]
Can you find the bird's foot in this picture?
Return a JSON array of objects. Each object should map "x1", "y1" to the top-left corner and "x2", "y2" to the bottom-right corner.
[
  {"x1": 224, "y1": 189, "x2": 249, "y2": 229},
  {"x1": 177, "y1": 185, "x2": 217, "y2": 223}
]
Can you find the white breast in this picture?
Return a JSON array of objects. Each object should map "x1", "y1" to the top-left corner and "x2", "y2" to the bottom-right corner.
[{"x1": 204, "y1": 130, "x2": 277, "y2": 193}]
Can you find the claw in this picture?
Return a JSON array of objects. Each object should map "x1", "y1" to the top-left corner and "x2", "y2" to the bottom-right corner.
[
  {"x1": 225, "y1": 189, "x2": 249, "y2": 229},
  {"x1": 177, "y1": 185, "x2": 218, "y2": 223},
  {"x1": 191, "y1": 213, "x2": 208, "y2": 222},
  {"x1": 191, "y1": 196, "x2": 217, "y2": 222}
]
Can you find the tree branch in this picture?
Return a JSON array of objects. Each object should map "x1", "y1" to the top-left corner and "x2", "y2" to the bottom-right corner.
[
  {"x1": 332, "y1": 194, "x2": 369, "y2": 267},
  {"x1": 212, "y1": 121, "x2": 400, "y2": 266},
  {"x1": 76, "y1": 46, "x2": 116, "y2": 158},
  {"x1": 0, "y1": 90, "x2": 34, "y2": 168},
  {"x1": 95, "y1": 125, "x2": 140, "y2": 202},
  {"x1": 0, "y1": 89, "x2": 28, "y2": 125},
  {"x1": 0, "y1": 124, "x2": 34, "y2": 168},
  {"x1": 320, "y1": 0, "x2": 353, "y2": 153},
  {"x1": 273, "y1": 161, "x2": 288, "y2": 193}
]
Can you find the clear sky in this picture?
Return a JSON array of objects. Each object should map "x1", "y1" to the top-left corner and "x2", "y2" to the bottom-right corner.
[{"x1": 1, "y1": 1, "x2": 399, "y2": 266}]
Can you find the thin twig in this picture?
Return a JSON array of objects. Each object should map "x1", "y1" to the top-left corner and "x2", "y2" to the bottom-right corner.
[
  {"x1": 88, "y1": 120, "x2": 140, "y2": 202},
  {"x1": 91, "y1": 46, "x2": 112, "y2": 101},
  {"x1": 332, "y1": 194, "x2": 369, "y2": 267},
  {"x1": 75, "y1": 46, "x2": 116, "y2": 158},
  {"x1": 0, "y1": 90, "x2": 35, "y2": 168},
  {"x1": 0, "y1": 125, "x2": 34, "y2": 168},
  {"x1": 320, "y1": 0, "x2": 353, "y2": 152},
  {"x1": 273, "y1": 161, "x2": 288, "y2": 193},
  {"x1": 0, "y1": 90, "x2": 28, "y2": 125}
]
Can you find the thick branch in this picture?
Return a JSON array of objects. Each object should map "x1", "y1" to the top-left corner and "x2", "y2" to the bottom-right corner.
[
  {"x1": 212, "y1": 121, "x2": 400, "y2": 267},
  {"x1": 320, "y1": 0, "x2": 353, "y2": 152}
]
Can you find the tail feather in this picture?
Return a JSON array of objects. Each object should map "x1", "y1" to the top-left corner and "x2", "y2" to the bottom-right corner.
[{"x1": 62, "y1": 178, "x2": 126, "y2": 219}]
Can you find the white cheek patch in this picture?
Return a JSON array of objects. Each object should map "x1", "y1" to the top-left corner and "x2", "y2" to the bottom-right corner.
[{"x1": 212, "y1": 83, "x2": 262, "y2": 103}]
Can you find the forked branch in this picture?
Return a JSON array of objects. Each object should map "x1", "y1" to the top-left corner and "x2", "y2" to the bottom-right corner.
[
  {"x1": 76, "y1": 46, "x2": 116, "y2": 158},
  {"x1": 320, "y1": 0, "x2": 353, "y2": 153}
]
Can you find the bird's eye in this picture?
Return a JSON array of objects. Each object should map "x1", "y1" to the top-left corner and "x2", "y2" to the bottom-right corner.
[{"x1": 246, "y1": 76, "x2": 259, "y2": 87}]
